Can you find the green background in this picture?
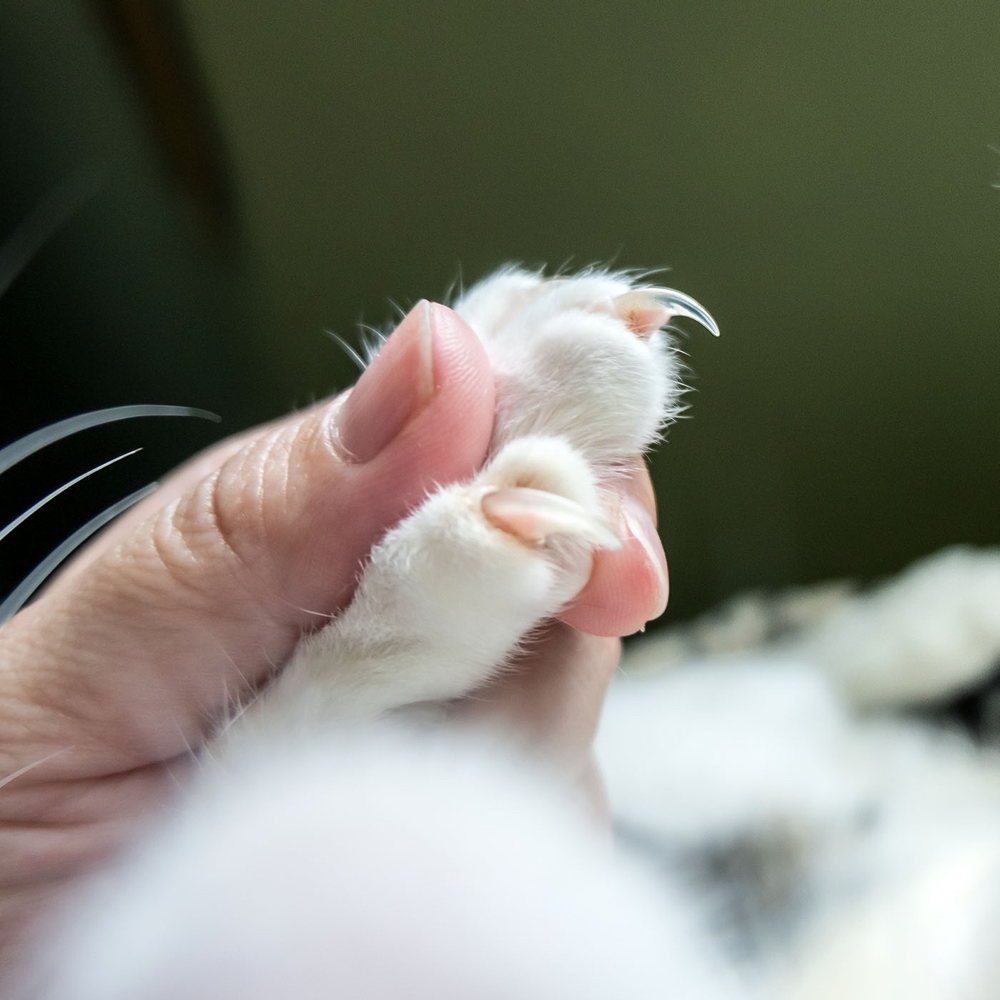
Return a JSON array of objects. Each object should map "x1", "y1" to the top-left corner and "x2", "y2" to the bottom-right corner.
[{"x1": 2, "y1": 1, "x2": 997, "y2": 622}]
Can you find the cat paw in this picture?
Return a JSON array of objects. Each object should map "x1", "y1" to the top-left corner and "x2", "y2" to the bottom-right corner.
[
  {"x1": 348, "y1": 434, "x2": 618, "y2": 671},
  {"x1": 227, "y1": 435, "x2": 621, "y2": 732},
  {"x1": 454, "y1": 268, "x2": 718, "y2": 464},
  {"x1": 479, "y1": 435, "x2": 621, "y2": 551}
]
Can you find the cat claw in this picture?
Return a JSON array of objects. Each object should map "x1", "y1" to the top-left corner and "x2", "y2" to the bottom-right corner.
[
  {"x1": 481, "y1": 488, "x2": 622, "y2": 551},
  {"x1": 613, "y1": 288, "x2": 720, "y2": 339}
]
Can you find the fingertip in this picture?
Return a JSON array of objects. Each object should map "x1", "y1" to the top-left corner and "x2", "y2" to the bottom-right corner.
[
  {"x1": 14, "y1": 303, "x2": 500, "y2": 766},
  {"x1": 425, "y1": 301, "x2": 496, "y2": 452},
  {"x1": 558, "y1": 497, "x2": 668, "y2": 637},
  {"x1": 428, "y1": 302, "x2": 493, "y2": 402},
  {"x1": 620, "y1": 495, "x2": 669, "y2": 619},
  {"x1": 620, "y1": 458, "x2": 658, "y2": 525}
]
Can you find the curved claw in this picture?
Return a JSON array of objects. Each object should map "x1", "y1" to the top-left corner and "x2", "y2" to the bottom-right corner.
[
  {"x1": 481, "y1": 488, "x2": 622, "y2": 551},
  {"x1": 648, "y1": 287, "x2": 721, "y2": 337}
]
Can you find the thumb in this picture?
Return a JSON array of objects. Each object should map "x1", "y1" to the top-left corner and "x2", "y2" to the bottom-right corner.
[{"x1": 1, "y1": 302, "x2": 495, "y2": 774}]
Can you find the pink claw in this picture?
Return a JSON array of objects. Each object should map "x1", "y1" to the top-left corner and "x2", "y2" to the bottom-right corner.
[
  {"x1": 481, "y1": 488, "x2": 622, "y2": 550},
  {"x1": 613, "y1": 287, "x2": 720, "y2": 339}
]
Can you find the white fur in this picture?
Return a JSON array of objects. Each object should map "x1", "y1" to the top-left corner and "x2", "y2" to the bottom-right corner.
[
  {"x1": 458, "y1": 268, "x2": 680, "y2": 458},
  {"x1": 28, "y1": 731, "x2": 738, "y2": 1000},
  {"x1": 794, "y1": 546, "x2": 1000, "y2": 708},
  {"x1": 599, "y1": 545, "x2": 1000, "y2": 997}
]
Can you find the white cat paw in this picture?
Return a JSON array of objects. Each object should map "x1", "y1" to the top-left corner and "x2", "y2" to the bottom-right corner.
[{"x1": 455, "y1": 268, "x2": 718, "y2": 463}]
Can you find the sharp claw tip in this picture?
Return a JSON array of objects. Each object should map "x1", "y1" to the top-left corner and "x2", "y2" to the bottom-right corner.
[{"x1": 647, "y1": 287, "x2": 721, "y2": 337}]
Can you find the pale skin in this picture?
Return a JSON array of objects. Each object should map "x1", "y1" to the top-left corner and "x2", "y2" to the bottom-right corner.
[{"x1": 0, "y1": 302, "x2": 669, "y2": 966}]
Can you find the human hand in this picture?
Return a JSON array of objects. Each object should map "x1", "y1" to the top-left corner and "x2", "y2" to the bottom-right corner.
[{"x1": 0, "y1": 301, "x2": 667, "y2": 961}]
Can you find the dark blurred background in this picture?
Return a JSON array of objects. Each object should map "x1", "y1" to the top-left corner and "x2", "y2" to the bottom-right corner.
[{"x1": 1, "y1": 0, "x2": 998, "y2": 623}]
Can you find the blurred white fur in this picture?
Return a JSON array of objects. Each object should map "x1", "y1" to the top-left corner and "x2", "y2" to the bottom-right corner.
[
  {"x1": 600, "y1": 545, "x2": 1000, "y2": 999},
  {"x1": 31, "y1": 730, "x2": 740, "y2": 1000}
]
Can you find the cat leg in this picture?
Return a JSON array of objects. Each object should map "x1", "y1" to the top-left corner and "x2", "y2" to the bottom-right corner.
[{"x1": 217, "y1": 435, "x2": 618, "y2": 748}]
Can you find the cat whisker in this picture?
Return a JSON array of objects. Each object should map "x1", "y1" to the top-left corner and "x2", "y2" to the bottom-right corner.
[
  {"x1": 279, "y1": 600, "x2": 334, "y2": 620},
  {"x1": 324, "y1": 329, "x2": 367, "y2": 372},
  {"x1": 0, "y1": 405, "x2": 219, "y2": 477},
  {"x1": 0, "y1": 448, "x2": 142, "y2": 544},
  {"x1": 0, "y1": 483, "x2": 158, "y2": 626},
  {"x1": 0, "y1": 747, "x2": 73, "y2": 791}
]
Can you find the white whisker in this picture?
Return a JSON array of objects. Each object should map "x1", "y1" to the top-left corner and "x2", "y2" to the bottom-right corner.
[
  {"x1": 0, "y1": 448, "x2": 142, "y2": 544},
  {"x1": 324, "y1": 329, "x2": 367, "y2": 372},
  {"x1": 0, "y1": 405, "x2": 220, "y2": 477},
  {"x1": 0, "y1": 482, "x2": 158, "y2": 626},
  {"x1": 0, "y1": 746, "x2": 73, "y2": 790}
]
